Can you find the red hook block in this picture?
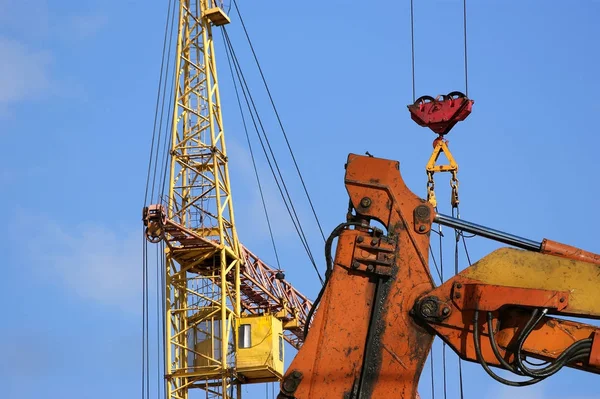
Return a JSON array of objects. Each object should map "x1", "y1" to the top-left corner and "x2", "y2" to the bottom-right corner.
[{"x1": 407, "y1": 91, "x2": 474, "y2": 135}]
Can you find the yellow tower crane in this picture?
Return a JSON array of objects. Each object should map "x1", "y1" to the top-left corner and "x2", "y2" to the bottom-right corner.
[{"x1": 142, "y1": 1, "x2": 313, "y2": 398}]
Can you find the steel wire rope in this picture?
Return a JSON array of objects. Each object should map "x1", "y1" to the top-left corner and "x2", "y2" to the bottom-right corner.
[
  {"x1": 435, "y1": 210, "x2": 448, "y2": 399},
  {"x1": 141, "y1": 234, "x2": 150, "y2": 399},
  {"x1": 222, "y1": 27, "x2": 323, "y2": 283},
  {"x1": 222, "y1": 29, "x2": 282, "y2": 271},
  {"x1": 142, "y1": 3, "x2": 174, "y2": 393},
  {"x1": 156, "y1": 243, "x2": 164, "y2": 399},
  {"x1": 161, "y1": 242, "x2": 168, "y2": 399},
  {"x1": 410, "y1": 0, "x2": 416, "y2": 102},
  {"x1": 428, "y1": 243, "x2": 443, "y2": 283},
  {"x1": 231, "y1": 0, "x2": 326, "y2": 243},
  {"x1": 452, "y1": 205, "x2": 465, "y2": 399},
  {"x1": 159, "y1": 1, "x2": 179, "y2": 204},
  {"x1": 145, "y1": 0, "x2": 175, "y2": 207},
  {"x1": 222, "y1": 27, "x2": 316, "y2": 266},
  {"x1": 409, "y1": 0, "x2": 470, "y2": 100},
  {"x1": 222, "y1": 28, "x2": 316, "y2": 268},
  {"x1": 463, "y1": 0, "x2": 469, "y2": 96},
  {"x1": 430, "y1": 350, "x2": 435, "y2": 399},
  {"x1": 149, "y1": 0, "x2": 176, "y2": 206}
]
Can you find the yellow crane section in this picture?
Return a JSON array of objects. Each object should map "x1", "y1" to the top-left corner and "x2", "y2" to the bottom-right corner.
[
  {"x1": 165, "y1": 1, "x2": 240, "y2": 397},
  {"x1": 142, "y1": 1, "x2": 314, "y2": 398}
]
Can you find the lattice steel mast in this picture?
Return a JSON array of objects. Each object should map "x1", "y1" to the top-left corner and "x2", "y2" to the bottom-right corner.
[
  {"x1": 142, "y1": 2, "x2": 312, "y2": 398},
  {"x1": 165, "y1": 1, "x2": 237, "y2": 397}
]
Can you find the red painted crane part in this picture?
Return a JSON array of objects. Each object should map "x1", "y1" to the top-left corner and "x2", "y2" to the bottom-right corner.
[{"x1": 407, "y1": 91, "x2": 474, "y2": 135}]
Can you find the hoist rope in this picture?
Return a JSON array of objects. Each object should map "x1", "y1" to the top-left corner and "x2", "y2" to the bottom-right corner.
[
  {"x1": 222, "y1": 27, "x2": 324, "y2": 284},
  {"x1": 463, "y1": 0, "x2": 469, "y2": 96},
  {"x1": 430, "y1": 351, "x2": 435, "y2": 399},
  {"x1": 410, "y1": 0, "x2": 416, "y2": 102},
  {"x1": 144, "y1": 0, "x2": 175, "y2": 207},
  {"x1": 142, "y1": 1, "x2": 175, "y2": 396},
  {"x1": 452, "y1": 206, "x2": 465, "y2": 399},
  {"x1": 156, "y1": 243, "x2": 166, "y2": 399},
  {"x1": 157, "y1": 12, "x2": 176, "y2": 205},
  {"x1": 429, "y1": 203, "x2": 475, "y2": 399},
  {"x1": 435, "y1": 212, "x2": 449, "y2": 399},
  {"x1": 141, "y1": 234, "x2": 150, "y2": 399},
  {"x1": 223, "y1": 33, "x2": 282, "y2": 271},
  {"x1": 409, "y1": 0, "x2": 470, "y2": 99},
  {"x1": 428, "y1": 243, "x2": 443, "y2": 282},
  {"x1": 232, "y1": 0, "x2": 326, "y2": 243}
]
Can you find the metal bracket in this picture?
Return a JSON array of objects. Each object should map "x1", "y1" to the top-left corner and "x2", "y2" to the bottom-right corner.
[
  {"x1": 451, "y1": 282, "x2": 570, "y2": 312},
  {"x1": 347, "y1": 234, "x2": 396, "y2": 276}
]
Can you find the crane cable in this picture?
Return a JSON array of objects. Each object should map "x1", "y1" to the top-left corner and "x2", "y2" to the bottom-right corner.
[
  {"x1": 221, "y1": 27, "x2": 324, "y2": 284},
  {"x1": 409, "y1": 0, "x2": 469, "y2": 99},
  {"x1": 222, "y1": 30, "x2": 282, "y2": 272},
  {"x1": 141, "y1": 0, "x2": 175, "y2": 399},
  {"x1": 144, "y1": 0, "x2": 176, "y2": 207},
  {"x1": 411, "y1": 0, "x2": 470, "y2": 395},
  {"x1": 232, "y1": 0, "x2": 327, "y2": 243}
]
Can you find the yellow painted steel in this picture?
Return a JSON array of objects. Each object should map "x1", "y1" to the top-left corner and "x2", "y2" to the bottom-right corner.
[
  {"x1": 165, "y1": 1, "x2": 242, "y2": 398},
  {"x1": 425, "y1": 138, "x2": 459, "y2": 208},
  {"x1": 426, "y1": 139, "x2": 458, "y2": 174},
  {"x1": 236, "y1": 315, "x2": 285, "y2": 382},
  {"x1": 461, "y1": 247, "x2": 600, "y2": 317}
]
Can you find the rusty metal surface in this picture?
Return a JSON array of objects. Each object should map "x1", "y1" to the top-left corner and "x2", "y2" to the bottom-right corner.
[
  {"x1": 419, "y1": 272, "x2": 600, "y2": 374},
  {"x1": 143, "y1": 207, "x2": 313, "y2": 349},
  {"x1": 541, "y1": 238, "x2": 600, "y2": 266},
  {"x1": 460, "y1": 247, "x2": 600, "y2": 318},
  {"x1": 239, "y1": 245, "x2": 313, "y2": 349},
  {"x1": 452, "y1": 282, "x2": 569, "y2": 312},
  {"x1": 280, "y1": 154, "x2": 436, "y2": 398}
]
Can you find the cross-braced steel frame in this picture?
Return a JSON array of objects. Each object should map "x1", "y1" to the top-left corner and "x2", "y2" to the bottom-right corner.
[{"x1": 166, "y1": 1, "x2": 241, "y2": 398}]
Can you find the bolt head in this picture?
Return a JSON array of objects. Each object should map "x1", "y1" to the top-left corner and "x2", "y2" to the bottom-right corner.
[
  {"x1": 455, "y1": 293, "x2": 461, "y2": 299},
  {"x1": 456, "y1": 283, "x2": 463, "y2": 289},
  {"x1": 420, "y1": 299, "x2": 438, "y2": 318},
  {"x1": 292, "y1": 370, "x2": 302, "y2": 379},
  {"x1": 415, "y1": 205, "x2": 430, "y2": 219},
  {"x1": 357, "y1": 236, "x2": 364, "y2": 243},
  {"x1": 442, "y1": 307, "x2": 450, "y2": 316},
  {"x1": 360, "y1": 197, "x2": 372, "y2": 208},
  {"x1": 352, "y1": 261, "x2": 360, "y2": 269},
  {"x1": 371, "y1": 238, "x2": 378, "y2": 246},
  {"x1": 418, "y1": 225, "x2": 426, "y2": 232},
  {"x1": 367, "y1": 265, "x2": 375, "y2": 272}
]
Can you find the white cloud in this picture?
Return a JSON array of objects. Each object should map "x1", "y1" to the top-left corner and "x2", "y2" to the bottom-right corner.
[
  {"x1": 12, "y1": 210, "x2": 146, "y2": 313},
  {"x1": 0, "y1": 37, "x2": 53, "y2": 112}
]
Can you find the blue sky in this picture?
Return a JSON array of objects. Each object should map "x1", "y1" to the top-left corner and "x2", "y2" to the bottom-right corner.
[{"x1": 1, "y1": 0, "x2": 600, "y2": 398}]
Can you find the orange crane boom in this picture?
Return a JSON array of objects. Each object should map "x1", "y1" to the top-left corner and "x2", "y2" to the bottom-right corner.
[{"x1": 276, "y1": 154, "x2": 600, "y2": 398}]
